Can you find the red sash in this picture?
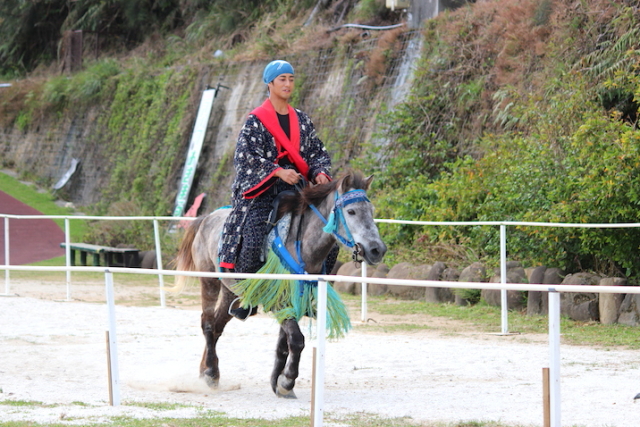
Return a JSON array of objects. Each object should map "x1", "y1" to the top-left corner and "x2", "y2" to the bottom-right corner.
[{"x1": 251, "y1": 99, "x2": 309, "y2": 177}]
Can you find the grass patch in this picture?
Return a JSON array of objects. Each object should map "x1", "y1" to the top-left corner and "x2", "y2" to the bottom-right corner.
[
  {"x1": 0, "y1": 412, "x2": 533, "y2": 427},
  {"x1": 361, "y1": 323, "x2": 437, "y2": 334},
  {"x1": 0, "y1": 400, "x2": 56, "y2": 408},
  {"x1": 123, "y1": 401, "x2": 194, "y2": 410},
  {"x1": 0, "y1": 414, "x2": 312, "y2": 427}
]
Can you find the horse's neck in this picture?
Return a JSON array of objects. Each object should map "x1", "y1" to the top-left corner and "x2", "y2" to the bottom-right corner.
[{"x1": 288, "y1": 191, "x2": 336, "y2": 274}]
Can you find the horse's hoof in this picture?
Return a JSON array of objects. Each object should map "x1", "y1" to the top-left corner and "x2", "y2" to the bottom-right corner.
[
  {"x1": 201, "y1": 371, "x2": 219, "y2": 389},
  {"x1": 275, "y1": 374, "x2": 297, "y2": 399},
  {"x1": 276, "y1": 386, "x2": 297, "y2": 399},
  {"x1": 204, "y1": 375, "x2": 219, "y2": 389}
]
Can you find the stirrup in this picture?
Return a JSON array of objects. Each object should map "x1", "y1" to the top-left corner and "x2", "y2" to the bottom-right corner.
[{"x1": 228, "y1": 296, "x2": 256, "y2": 321}]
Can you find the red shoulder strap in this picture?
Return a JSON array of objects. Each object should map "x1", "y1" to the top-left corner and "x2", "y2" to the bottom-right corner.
[{"x1": 251, "y1": 99, "x2": 309, "y2": 177}]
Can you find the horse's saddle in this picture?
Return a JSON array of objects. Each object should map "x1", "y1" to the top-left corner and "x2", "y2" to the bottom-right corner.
[
  {"x1": 266, "y1": 189, "x2": 295, "y2": 231},
  {"x1": 264, "y1": 212, "x2": 291, "y2": 259},
  {"x1": 215, "y1": 198, "x2": 292, "y2": 270}
]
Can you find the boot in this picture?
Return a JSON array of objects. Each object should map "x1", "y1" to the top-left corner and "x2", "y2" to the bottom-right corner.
[{"x1": 229, "y1": 305, "x2": 258, "y2": 321}]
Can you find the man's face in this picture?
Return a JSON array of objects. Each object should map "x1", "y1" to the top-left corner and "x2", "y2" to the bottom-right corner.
[{"x1": 269, "y1": 73, "x2": 295, "y2": 101}]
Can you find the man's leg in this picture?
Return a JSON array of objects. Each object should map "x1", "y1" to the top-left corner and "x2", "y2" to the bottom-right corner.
[{"x1": 230, "y1": 199, "x2": 271, "y2": 320}]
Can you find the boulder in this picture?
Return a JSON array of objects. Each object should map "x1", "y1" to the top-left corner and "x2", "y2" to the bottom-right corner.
[
  {"x1": 333, "y1": 262, "x2": 361, "y2": 294},
  {"x1": 330, "y1": 260, "x2": 343, "y2": 275},
  {"x1": 136, "y1": 251, "x2": 149, "y2": 268},
  {"x1": 386, "y1": 262, "x2": 431, "y2": 300},
  {"x1": 599, "y1": 277, "x2": 626, "y2": 325},
  {"x1": 375, "y1": 263, "x2": 390, "y2": 275},
  {"x1": 353, "y1": 264, "x2": 380, "y2": 296},
  {"x1": 456, "y1": 262, "x2": 487, "y2": 306},
  {"x1": 368, "y1": 263, "x2": 390, "y2": 296},
  {"x1": 529, "y1": 267, "x2": 564, "y2": 316},
  {"x1": 618, "y1": 294, "x2": 640, "y2": 326},
  {"x1": 337, "y1": 261, "x2": 360, "y2": 276},
  {"x1": 544, "y1": 268, "x2": 565, "y2": 285},
  {"x1": 424, "y1": 261, "x2": 454, "y2": 303},
  {"x1": 140, "y1": 250, "x2": 157, "y2": 269},
  {"x1": 442, "y1": 267, "x2": 460, "y2": 282},
  {"x1": 526, "y1": 266, "x2": 546, "y2": 284},
  {"x1": 484, "y1": 262, "x2": 527, "y2": 309},
  {"x1": 526, "y1": 266, "x2": 548, "y2": 316},
  {"x1": 334, "y1": 262, "x2": 388, "y2": 296},
  {"x1": 560, "y1": 272, "x2": 601, "y2": 322},
  {"x1": 454, "y1": 294, "x2": 470, "y2": 306},
  {"x1": 459, "y1": 261, "x2": 487, "y2": 283}
]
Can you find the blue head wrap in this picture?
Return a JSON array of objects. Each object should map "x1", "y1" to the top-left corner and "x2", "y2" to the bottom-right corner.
[{"x1": 263, "y1": 60, "x2": 294, "y2": 85}]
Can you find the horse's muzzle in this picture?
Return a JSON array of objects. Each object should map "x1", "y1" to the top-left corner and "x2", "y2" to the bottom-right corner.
[{"x1": 361, "y1": 240, "x2": 387, "y2": 265}]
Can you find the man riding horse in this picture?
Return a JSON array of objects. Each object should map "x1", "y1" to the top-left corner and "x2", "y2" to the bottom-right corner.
[{"x1": 218, "y1": 60, "x2": 338, "y2": 319}]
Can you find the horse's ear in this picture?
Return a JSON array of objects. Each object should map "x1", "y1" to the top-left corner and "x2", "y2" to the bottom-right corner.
[
  {"x1": 364, "y1": 174, "x2": 374, "y2": 190},
  {"x1": 340, "y1": 173, "x2": 352, "y2": 193}
]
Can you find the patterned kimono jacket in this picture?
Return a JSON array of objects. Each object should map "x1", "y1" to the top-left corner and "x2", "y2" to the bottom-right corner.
[{"x1": 219, "y1": 99, "x2": 332, "y2": 272}]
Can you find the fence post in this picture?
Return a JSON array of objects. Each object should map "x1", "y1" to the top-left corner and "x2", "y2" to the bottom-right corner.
[
  {"x1": 104, "y1": 270, "x2": 121, "y2": 405},
  {"x1": 361, "y1": 262, "x2": 368, "y2": 323},
  {"x1": 313, "y1": 279, "x2": 328, "y2": 427},
  {"x1": 500, "y1": 224, "x2": 508, "y2": 334},
  {"x1": 548, "y1": 290, "x2": 561, "y2": 427},
  {"x1": 3, "y1": 216, "x2": 9, "y2": 295},
  {"x1": 65, "y1": 218, "x2": 71, "y2": 301},
  {"x1": 153, "y1": 219, "x2": 166, "y2": 308}
]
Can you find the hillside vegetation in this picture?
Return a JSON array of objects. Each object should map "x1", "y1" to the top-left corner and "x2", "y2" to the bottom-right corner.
[
  {"x1": 362, "y1": 0, "x2": 640, "y2": 278},
  {"x1": 1, "y1": 0, "x2": 640, "y2": 279}
]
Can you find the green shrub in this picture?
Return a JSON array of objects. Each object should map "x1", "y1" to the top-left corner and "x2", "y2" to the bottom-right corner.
[
  {"x1": 365, "y1": 0, "x2": 640, "y2": 279},
  {"x1": 68, "y1": 59, "x2": 121, "y2": 104},
  {"x1": 41, "y1": 76, "x2": 70, "y2": 110}
]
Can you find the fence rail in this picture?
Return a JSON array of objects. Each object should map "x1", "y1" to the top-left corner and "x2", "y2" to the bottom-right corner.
[
  {"x1": 4, "y1": 213, "x2": 640, "y2": 318},
  {"x1": 1, "y1": 213, "x2": 196, "y2": 304},
  {"x1": 375, "y1": 218, "x2": 640, "y2": 228}
]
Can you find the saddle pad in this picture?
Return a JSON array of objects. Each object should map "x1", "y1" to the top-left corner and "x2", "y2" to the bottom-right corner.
[{"x1": 264, "y1": 212, "x2": 291, "y2": 257}]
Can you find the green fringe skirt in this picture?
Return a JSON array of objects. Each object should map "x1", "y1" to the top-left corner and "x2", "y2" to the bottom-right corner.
[{"x1": 231, "y1": 249, "x2": 351, "y2": 338}]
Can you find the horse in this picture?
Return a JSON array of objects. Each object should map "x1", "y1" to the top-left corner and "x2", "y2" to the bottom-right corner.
[{"x1": 174, "y1": 171, "x2": 386, "y2": 398}]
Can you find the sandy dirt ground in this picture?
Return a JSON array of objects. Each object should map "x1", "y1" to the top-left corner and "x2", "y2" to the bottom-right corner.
[{"x1": 1, "y1": 278, "x2": 640, "y2": 427}]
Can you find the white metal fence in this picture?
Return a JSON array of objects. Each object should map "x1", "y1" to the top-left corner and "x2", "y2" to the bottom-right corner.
[
  {"x1": 3, "y1": 213, "x2": 640, "y2": 427},
  {"x1": 1, "y1": 214, "x2": 195, "y2": 306}
]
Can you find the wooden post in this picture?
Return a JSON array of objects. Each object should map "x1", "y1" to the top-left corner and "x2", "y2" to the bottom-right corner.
[
  {"x1": 106, "y1": 331, "x2": 113, "y2": 406},
  {"x1": 105, "y1": 271, "x2": 121, "y2": 405},
  {"x1": 542, "y1": 367, "x2": 550, "y2": 427}
]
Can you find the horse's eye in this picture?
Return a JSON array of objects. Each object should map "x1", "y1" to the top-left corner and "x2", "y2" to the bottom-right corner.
[{"x1": 347, "y1": 209, "x2": 356, "y2": 215}]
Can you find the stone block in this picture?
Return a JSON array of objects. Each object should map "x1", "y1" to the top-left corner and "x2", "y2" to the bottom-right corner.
[{"x1": 599, "y1": 277, "x2": 626, "y2": 325}]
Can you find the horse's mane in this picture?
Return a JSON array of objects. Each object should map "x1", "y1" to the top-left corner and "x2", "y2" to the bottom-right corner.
[{"x1": 276, "y1": 171, "x2": 369, "y2": 218}]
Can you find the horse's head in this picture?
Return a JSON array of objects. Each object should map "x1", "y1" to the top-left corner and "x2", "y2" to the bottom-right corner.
[{"x1": 331, "y1": 172, "x2": 387, "y2": 265}]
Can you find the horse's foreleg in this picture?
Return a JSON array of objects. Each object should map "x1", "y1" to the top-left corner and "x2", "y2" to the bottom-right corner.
[
  {"x1": 200, "y1": 276, "x2": 219, "y2": 386},
  {"x1": 270, "y1": 327, "x2": 288, "y2": 394},
  {"x1": 199, "y1": 277, "x2": 234, "y2": 388},
  {"x1": 200, "y1": 307, "x2": 218, "y2": 388},
  {"x1": 271, "y1": 319, "x2": 304, "y2": 399}
]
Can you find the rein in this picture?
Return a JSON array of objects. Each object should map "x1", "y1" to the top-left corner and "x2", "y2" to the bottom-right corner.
[
  {"x1": 271, "y1": 187, "x2": 371, "y2": 278},
  {"x1": 309, "y1": 189, "x2": 370, "y2": 263}
]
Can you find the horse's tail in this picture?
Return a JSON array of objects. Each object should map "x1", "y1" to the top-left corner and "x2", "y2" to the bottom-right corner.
[{"x1": 167, "y1": 216, "x2": 205, "y2": 293}]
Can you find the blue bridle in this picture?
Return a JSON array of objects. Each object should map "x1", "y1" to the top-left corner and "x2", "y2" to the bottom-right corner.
[
  {"x1": 270, "y1": 188, "x2": 371, "y2": 295},
  {"x1": 310, "y1": 189, "x2": 370, "y2": 248}
]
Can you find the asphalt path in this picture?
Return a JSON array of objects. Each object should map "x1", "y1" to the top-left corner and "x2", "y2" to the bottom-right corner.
[{"x1": 0, "y1": 190, "x2": 64, "y2": 264}]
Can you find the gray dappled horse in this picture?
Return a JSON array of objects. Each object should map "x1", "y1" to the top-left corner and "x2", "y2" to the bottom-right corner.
[{"x1": 175, "y1": 172, "x2": 386, "y2": 398}]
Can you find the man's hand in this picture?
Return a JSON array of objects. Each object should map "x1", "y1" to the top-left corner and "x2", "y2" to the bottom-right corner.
[
  {"x1": 314, "y1": 174, "x2": 330, "y2": 185},
  {"x1": 275, "y1": 168, "x2": 300, "y2": 185}
]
